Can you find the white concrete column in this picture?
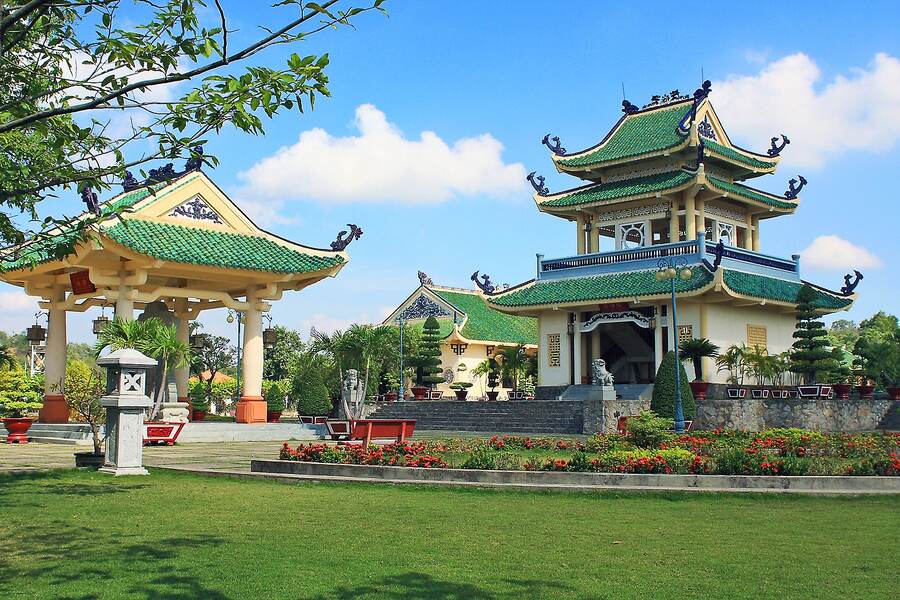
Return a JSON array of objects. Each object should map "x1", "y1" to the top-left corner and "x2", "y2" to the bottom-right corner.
[
  {"x1": 115, "y1": 284, "x2": 133, "y2": 321},
  {"x1": 590, "y1": 219, "x2": 601, "y2": 253},
  {"x1": 685, "y1": 191, "x2": 697, "y2": 240},
  {"x1": 591, "y1": 329, "x2": 601, "y2": 363},
  {"x1": 751, "y1": 216, "x2": 760, "y2": 252},
  {"x1": 668, "y1": 203, "x2": 680, "y2": 243},
  {"x1": 572, "y1": 316, "x2": 583, "y2": 385},
  {"x1": 236, "y1": 293, "x2": 266, "y2": 423},
  {"x1": 696, "y1": 198, "x2": 706, "y2": 239},
  {"x1": 175, "y1": 314, "x2": 190, "y2": 403},
  {"x1": 576, "y1": 215, "x2": 586, "y2": 255},
  {"x1": 40, "y1": 286, "x2": 69, "y2": 423},
  {"x1": 743, "y1": 212, "x2": 754, "y2": 250},
  {"x1": 653, "y1": 305, "x2": 664, "y2": 374}
]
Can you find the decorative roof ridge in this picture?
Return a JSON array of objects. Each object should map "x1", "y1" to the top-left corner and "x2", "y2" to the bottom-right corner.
[
  {"x1": 800, "y1": 279, "x2": 853, "y2": 300},
  {"x1": 705, "y1": 175, "x2": 797, "y2": 203},
  {"x1": 428, "y1": 284, "x2": 484, "y2": 296},
  {"x1": 551, "y1": 99, "x2": 694, "y2": 163},
  {"x1": 538, "y1": 168, "x2": 694, "y2": 202},
  {"x1": 485, "y1": 278, "x2": 537, "y2": 302},
  {"x1": 702, "y1": 138, "x2": 779, "y2": 164}
]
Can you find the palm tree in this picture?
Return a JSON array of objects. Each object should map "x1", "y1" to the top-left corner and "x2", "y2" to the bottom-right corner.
[
  {"x1": 716, "y1": 344, "x2": 749, "y2": 385},
  {"x1": 499, "y1": 344, "x2": 526, "y2": 392},
  {"x1": 679, "y1": 338, "x2": 719, "y2": 381},
  {"x1": 95, "y1": 317, "x2": 191, "y2": 419}
]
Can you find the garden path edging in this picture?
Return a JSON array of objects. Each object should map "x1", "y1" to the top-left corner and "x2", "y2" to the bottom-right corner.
[{"x1": 248, "y1": 460, "x2": 900, "y2": 494}]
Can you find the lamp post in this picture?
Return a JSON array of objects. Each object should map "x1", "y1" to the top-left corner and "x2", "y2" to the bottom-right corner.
[
  {"x1": 27, "y1": 312, "x2": 47, "y2": 377},
  {"x1": 655, "y1": 257, "x2": 693, "y2": 433},
  {"x1": 226, "y1": 309, "x2": 243, "y2": 403},
  {"x1": 397, "y1": 317, "x2": 406, "y2": 401}
]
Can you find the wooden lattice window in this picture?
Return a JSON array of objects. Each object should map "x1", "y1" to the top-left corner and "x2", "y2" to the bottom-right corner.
[
  {"x1": 547, "y1": 334, "x2": 561, "y2": 368},
  {"x1": 678, "y1": 325, "x2": 693, "y2": 346},
  {"x1": 747, "y1": 324, "x2": 767, "y2": 349}
]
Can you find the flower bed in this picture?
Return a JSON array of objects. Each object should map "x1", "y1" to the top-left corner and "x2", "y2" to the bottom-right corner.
[{"x1": 280, "y1": 427, "x2": 900, "y2": 477}]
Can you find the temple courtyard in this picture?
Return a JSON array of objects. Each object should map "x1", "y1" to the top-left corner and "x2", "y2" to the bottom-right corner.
[{"x1": 1, "y1": 465, "x2": 896, "y2": 599}]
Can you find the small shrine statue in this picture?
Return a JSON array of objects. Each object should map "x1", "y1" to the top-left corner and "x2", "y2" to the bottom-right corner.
[{"x1": 591, "y1": 359, "x2": 614, "y2": 388}]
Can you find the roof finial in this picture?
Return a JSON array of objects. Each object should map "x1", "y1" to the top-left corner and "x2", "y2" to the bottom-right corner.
[
  {"x1": 80, "y1": 186, "x2": 100, "y2": 214},
  {"x1": 330, "y1": 224, "x2": 363, "y2": 251},
  {"x1": 840, "y1": 270, "x2": 863, "y2": 296},
  {"x1": 541, "y1": 134, "x2": 566, "y2": 156},
  {"x1": 784, "y1": 175, "x2": 807, "y2": 199},
  {"x1": 767, "y1": 134, "x2": 790, "y2": 157},
  {"x1": 621, "y1": 99, "x2": 639, "y2": 114},
  {"x1": 527, "y1": 171, "x2": 549, "y2": 196},
  {"x1": 417, "y1": 271, "x2": 433, "y2": 286},
  {"x1": 471, "y1": 271, "x2": 496, "y2": 295}
]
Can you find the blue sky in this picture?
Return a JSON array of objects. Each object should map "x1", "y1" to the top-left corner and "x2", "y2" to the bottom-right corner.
[{"x1": 3, "y1": 0, "x2": 900, "y2": 344}]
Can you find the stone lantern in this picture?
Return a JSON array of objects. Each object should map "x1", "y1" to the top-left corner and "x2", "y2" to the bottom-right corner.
[{"x1": 97, "y1": 348, "x2": 157, "y2": 476}]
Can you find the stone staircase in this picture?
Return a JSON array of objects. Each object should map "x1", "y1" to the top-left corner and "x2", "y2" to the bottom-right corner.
[
  {"x1": 369, "y1": 400, "x2": 584, "y2": 434},
  {"x1": 0, "y1": 422, "x2": 95, "y2": 444}
]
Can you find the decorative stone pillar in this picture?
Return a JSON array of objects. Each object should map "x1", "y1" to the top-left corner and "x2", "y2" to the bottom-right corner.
[
  {"x1": 236, "y1": 296, "x2": 266, "y2": 423},
  {"x1": 97, "y1": 348, "x2": 156, "y2": 476},
  {"x1": 39, "y1": 287, "x2": 69, "y2": 423}
]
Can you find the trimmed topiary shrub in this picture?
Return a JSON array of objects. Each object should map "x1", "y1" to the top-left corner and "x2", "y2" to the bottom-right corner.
[
  {"x1": 293, "y1": 367, "x2": 331, "y2": 416},
  {"x1": 264, "y1": 380, "x2": 289, "y2": 413},
  {"x1": 651, "y1": 351, "x2": 695, "y2": 420}
]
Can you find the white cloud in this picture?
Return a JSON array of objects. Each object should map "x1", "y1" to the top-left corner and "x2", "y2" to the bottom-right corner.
[
  {"x1": 0, "y1": 290, "x2": 39, "y2": 333},
  {"x1": 713, "y1": 53, "x2": 900, "y2": 168},
  {"x1": 234, "y1": 104, "x2": 528, "y2": 217},
  {"x1": 800, "y1": 235, "x2": 882, "y2": 271}
]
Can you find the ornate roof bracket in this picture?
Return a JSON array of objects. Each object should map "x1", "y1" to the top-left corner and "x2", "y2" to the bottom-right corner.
[
  {"x1": 542, "y1": 134, "x2": 566, "y2": 156},
  {"x1": 527, "y1": 171, "x2": 550, "y2": 196},
  {"x1": 767, "y1": 134, "x2": 790, "y2": 157},
  {"x1": 784, "y1": 175, "x2": 807, "y2": 199}
]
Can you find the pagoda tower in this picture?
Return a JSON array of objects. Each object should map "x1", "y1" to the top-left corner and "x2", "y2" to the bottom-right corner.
[{"x1": 488, "y1": 82, "x2": 858, "y2": 389}]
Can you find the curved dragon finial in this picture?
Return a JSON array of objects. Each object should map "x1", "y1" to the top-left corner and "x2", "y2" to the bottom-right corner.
[
  {"x1": 471, "y1": 271, "x2": 496, "y2": 295},
  {"x1": 767, "y1": 134, "x2": 790, "y2": 157},
  {"x1": 527, "y1": 171, "x2": 549, "y2": 196},
  {"x1": 701, "y1": 240, "x2": 725, "y2": 272},
  {"x1": 621, "y1": 100, "x2": 639, "y2": 115},
  {"x1": 840, "y1": 270, "x2": 863, "y2": 296},
  {"x1": 677, "y1": 80, "x2": 712, "y2": 134},
  {"x1": 784, "y1": 175, "x2": 807, "y2": 199},
  {"x1": 80, "y1": 187, "x2": 100, "y2": 214},
  {"x1": 542, "y1": 134, "x2": 566, "y2": 156},
  {"x1": 330, "y1": 224, "x2": 363, "y2": 251}
]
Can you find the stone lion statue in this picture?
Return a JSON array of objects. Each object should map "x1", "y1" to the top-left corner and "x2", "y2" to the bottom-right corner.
[{"x1": 591, "y1": 359, "x2": 614, "y2": 387}]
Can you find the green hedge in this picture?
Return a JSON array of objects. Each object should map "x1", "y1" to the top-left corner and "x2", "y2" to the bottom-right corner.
[
  {"x1": 292, "y1": 366, "x2": 331, "y2": 416},
  {"x1": 651, "y1": 351, "x2": 695, "y2": 420}
]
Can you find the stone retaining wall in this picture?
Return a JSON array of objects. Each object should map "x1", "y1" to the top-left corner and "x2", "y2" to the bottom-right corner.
[{"x1": 694, "y1": 397, "x2": 896, "y2": 432}]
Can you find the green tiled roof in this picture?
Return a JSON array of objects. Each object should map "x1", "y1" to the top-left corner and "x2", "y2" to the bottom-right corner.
[
  {"x1": 703, "y1": 140, "x2": 777, "y2": 170},
  {"x1": 432, "y1": 289, "x2": 538, "y2": 345},
  {"x1": 103, "y1": 219, "x2": 343, "y2": 274},
  {"x1": 556, "y1": 102, "x2": 692, "y2": 168},
  {"x1": 706, "y1": 176, "x2": 797, "y2": 210},
  {"x1": 489, "y1": 268, "x2": 714, "y2": 308},
  {"x1": 542, "y1": 170, "x2": 694, "y2": 208},
  {"x1": 723, "y1": 270, "x2": 852, "y2": 310}
]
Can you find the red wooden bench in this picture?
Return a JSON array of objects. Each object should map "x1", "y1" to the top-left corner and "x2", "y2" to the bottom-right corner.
[{"x1": 325, "y1": 419, "x2": 416, "y2": 445}]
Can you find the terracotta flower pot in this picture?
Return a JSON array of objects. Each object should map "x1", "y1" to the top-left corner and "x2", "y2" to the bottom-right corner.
[
  {"x1": 833, "y1": 383, "x2": 852, "y2": 400},
  {"x1": 3, "y1": 417, "x2": 33, "y2": 444},
  {"x1": 191, "y1": 410, "x2": 207, "y2": 421},
  {"x1": 412, "y1": 385, "x2": 428, "y2": 401},
  {"x1": 689, "y1": 381, "x2": 709, "y2": 401},
  {"x1": 886, "y1": 387, "x2": 900, "y2": 401},
  {"x1": 454, "y1": 390, "x2": 468, "y2": 401},
  {"x1": 266, "y1": 411, "x2": 282, "y2": 423},
  {"x1": 74, "y1": 451, "x2": 105, "y2": 469},
  {"x1": 486, "y1": 391, "x2": 499, "y2": 402},
  {"x1": 856, "y1": 384, "x2": 875, "y2": 400},
  {"x1": 385, "y1": 391, "x2": 398, "y2": 403}
]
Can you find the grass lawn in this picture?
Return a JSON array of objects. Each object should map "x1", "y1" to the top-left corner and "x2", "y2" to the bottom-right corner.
[{"x1": 1, "y1": 470, "x2": 897, "y2": 599}]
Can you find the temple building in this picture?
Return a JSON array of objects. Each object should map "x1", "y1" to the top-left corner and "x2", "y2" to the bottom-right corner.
[
  {"x1": 1, "y1": 157, "x2": 356, "y2": 423},
  {"x1": 487, "y1": 83, "x2": 858, "y2": 388},
  {"x1": 383, "y1": 273, "x2": 538, "y2": 398}
]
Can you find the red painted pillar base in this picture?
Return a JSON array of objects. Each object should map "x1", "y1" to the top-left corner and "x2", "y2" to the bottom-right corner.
[
  {"x1": 235, "y1": 396, "x2": 266, "y2": 424},
  {"x1": 39, "y1": 394, "x2": 70, "y2": 423}
]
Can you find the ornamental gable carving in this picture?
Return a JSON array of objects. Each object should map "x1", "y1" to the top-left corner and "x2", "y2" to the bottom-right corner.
[
  {"x1": 705, "y1": 202, "x2": 745, "y2": 222},
  {"x1": 598, "y1": 202, "x2": 669, "y2": 222},
  {"x1": 397, "y1": 293, "x2": 454, "y2": 321},
  {"x1": 168, "y1": 195, "x2": 224, "y2": 224}
]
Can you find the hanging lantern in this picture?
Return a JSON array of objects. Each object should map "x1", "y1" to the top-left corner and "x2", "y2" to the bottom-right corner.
[
  {"x1": 27, "y1": 324, "x2": 46, "y2": 346},
  {"x1": 92, "y1": 314, "x2": 109, "y2": 335},
  {"x1": 190, "y1": 333, "x2": 207, "y2": 350},
  {"x1": 263, "y1": 326, "x2": 278, "y2": 349}
]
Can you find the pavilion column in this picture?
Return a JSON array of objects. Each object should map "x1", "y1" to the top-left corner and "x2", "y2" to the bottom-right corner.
[
  {"x1": 668, "y1": 202, "x2": 680, "y2": 243},
  {"x1": 751, "y1": 216, "x2": 760, "y2": 252},
  {"x1": 743, "y1": 212, "x2": 754, "y2": 250},
  {"x1": 699, "y1": 303, "x2": 711, "y2": 382},
  {"x1": 572, "y1": 314, "x2": 582, "y2": 385},
  {"x1": 236, "y1": 294, "x2": 266, "y2": 424},
  {"x1": 115, "y1": 283, "x2": 133, "y2": 321},
  {"x1": 576, "y1": 215, "x2": 586, "y2": 255},
  {"x1": 175, "y1": 314, "x2": 190, "y2": 407},
  {"x1": 696, "y1": 198, "x2": 706, "y2": 240},
  {"x1": 653, "y1": 305, "x2": 664, "y2": 373},
  {"x1": 591, "y1": 328, "x2": 601, "y2": 366},
  {"x1": 39, "y1": 287, "x2": 69, "y2": 423},
  {"x1": 685, "y1": 191, "x2": 697, "y2": 240},
  {"x1": 589, "y1": 218, "x2": 600, "y2": 253}
]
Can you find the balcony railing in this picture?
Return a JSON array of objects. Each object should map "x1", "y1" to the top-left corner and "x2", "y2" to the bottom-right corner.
[{"x1": 537, "y1": 234, "x2": 800, "y2": 281}]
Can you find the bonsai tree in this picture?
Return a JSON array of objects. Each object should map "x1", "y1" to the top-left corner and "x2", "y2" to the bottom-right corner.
[
  {"x1": 410, "y1": 316, "x2": 443, "y2": 389},
  {"x1": 828, "y1": 348, "x2": 853, "y2": 384},
  {"x1": 0, "y1": 365, "x2": 42, "y2": 418},
  {"x1": 449, "y1": 382, "x2": 473, "y2": 390},
  {"x1": 64, "y1": 359, "x2": 106, "y2": 455},
  {"x1": 293, "y1": 362, "x2": 331, "y2": 416},
  {"x1": 679, "y1": 338, "x2": 719, "y2": 381},
  {"x1": 790, "y1": 284, "x2": 838, "y2": 384},
  {"x1": 651, "y1": 351, "x2": 695, "y2": 421}
]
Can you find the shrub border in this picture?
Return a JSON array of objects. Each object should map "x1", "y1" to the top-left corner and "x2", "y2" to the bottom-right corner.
[{"x1": 250, "y1": 460, "x2": 900, "y2": 494}]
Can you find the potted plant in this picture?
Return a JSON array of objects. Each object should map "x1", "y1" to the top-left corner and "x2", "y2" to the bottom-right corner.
[
  {"x1": 745, "y1": 345, "x2": 774, "y2": 399},
  {"x1": 0, "y1": 365, "x2": 42, "y2": 444},
  {"x1": 293, "y1": 361, "x2": 330, "y2": 424},
  {"x1": 829, "y1": 348, "x2": 854, "y2": 400},
  {"x1": 679, "y1": 338, "x2": 719, "y2": 401},
  {"x1": 716, "y1": 344, "x2": 748, "y2": 398},
  {"x1": 486, "y1": 361, "x2": 500, "y2": 402},
  {"x1": 264, "y1": 380, "x2": 287, "y2": 422},
  {"x1": 384, "y1": 371, "x2": 400, "y2": 402},
  {"x1": 188, "y1": 379, "x2": 209, "y2": 420},
  {"x1": 409, "y1": 316, "x2": 443, "y2": 401},
  {"x1": 790, "y1": 285, "x2": 838, "y2": 399},
  {"x1": 65, "y1": 359, "x2": 107, "y2": 467},
  {"x1": 853, "y1": 338, "x2": 878, "y2": 400},
  {"x1": 449, "y1": 381, "x2": 472, "y2": 401}
]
